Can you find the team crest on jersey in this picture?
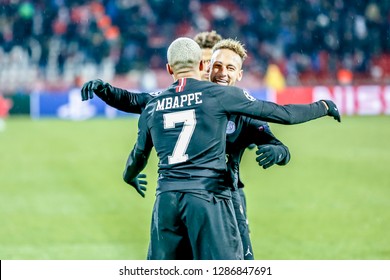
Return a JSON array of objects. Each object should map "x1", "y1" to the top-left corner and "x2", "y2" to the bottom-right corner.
[
  {"x1": 243, "y1": 90, "x2": 256, "y2": 101},
  {"x1": 226, "y1": 121, "x2": 236, "y2": 134}
]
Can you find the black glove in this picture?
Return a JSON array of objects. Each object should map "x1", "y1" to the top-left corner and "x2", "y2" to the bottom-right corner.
[
  {"x1": 81, "y1": 79, "x2": 108, "y2": 101},
  {"x1": 321, "y1": 100, "x2": 341, "y2": 122},
  {"x1": 128, "y1": 174, "x2": 148, "y2": 198},
  {"x1": 256, "y1": 145, "x2": 285, "y2": 169}
]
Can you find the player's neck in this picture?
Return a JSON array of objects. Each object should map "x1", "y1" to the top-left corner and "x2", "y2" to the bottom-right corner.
[{"x1": 173, "y1": 70, "x2": 201, "y2": 82}]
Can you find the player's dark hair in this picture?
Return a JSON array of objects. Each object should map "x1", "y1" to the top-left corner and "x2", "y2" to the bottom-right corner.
[{"x1": 193, "y1": 30, "x2": 223, "y2": 49}]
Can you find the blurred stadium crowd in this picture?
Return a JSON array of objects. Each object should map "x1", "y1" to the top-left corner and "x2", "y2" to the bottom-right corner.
[{"x1": 1, "y1": 0, "x2": 390, "y2": 93}]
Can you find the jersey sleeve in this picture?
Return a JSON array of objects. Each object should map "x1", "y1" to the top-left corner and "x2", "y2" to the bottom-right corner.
[
  {"x1": 95, "y1": 84, "x2": 154, "y2": 114},
  {"x1": 246, "y1": 118, "x2": 291, "y2": 165},
  {"x1": 217, "y1": 87, "x2": 328, "y2": 124},
  {"x1": 123, "y1": 110, "x2": 154, "y2": 183},
  {"x1": 246, "y1": 119, "x2": 282, "y2": 146}
]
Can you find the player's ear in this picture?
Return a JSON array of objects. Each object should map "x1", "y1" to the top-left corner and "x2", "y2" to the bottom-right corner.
[
  {"x1": 166, "y1": 64, "x2": 174, "y2": 75},
  {"x1": 237, "y1": 69, "x2": 243, "y2": 82}
]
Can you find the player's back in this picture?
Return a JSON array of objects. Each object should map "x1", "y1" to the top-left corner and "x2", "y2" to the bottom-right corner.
[{"x1": 144, "y1": 78, "x2": 232, "y2": 193}]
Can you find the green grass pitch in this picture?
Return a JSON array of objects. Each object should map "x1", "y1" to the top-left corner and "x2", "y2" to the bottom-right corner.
[{"x1": 1, "y1": 115, "x2": 389, "y2": 260}]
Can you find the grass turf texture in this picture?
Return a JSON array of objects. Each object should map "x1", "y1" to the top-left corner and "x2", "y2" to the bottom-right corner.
[{"x1": 1, "y1": 116, "x2": 389, "y2": 260}]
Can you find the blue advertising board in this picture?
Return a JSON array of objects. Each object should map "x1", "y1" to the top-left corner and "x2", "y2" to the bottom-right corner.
[{"x1": 30, "y1": 88, "x2": 136, "y2": 119}]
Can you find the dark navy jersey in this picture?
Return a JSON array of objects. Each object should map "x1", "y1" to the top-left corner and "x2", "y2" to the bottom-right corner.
[
  {"x1": 98, "y1": 82, "x2": 289, "y2": 191},
  {"x1": 124, "y1": 78, "x2": 328, "y2": 194},
  {"x1": 94, "y1": 85, "x2": 157, "y2": 114},
  {"x1": 225, "y1": 115, "x2": 290, "y2": 189}
]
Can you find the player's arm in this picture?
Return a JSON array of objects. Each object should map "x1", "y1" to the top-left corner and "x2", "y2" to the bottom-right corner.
[
  {"x1": 81, "y1": 79, "x2": 153, "y2": 114},
  {"x1": 123, "y1": 112, "x2": 153, "y2": 197},
  {"x1": 246, "y1": 119, "x2": 290, "y2": 169},
  {"x1": 123, "y1": 147, "x2": 150, "y2": 197},
  {"x1": 219, "y1": 87, "x2": 341, "y2": 124}
]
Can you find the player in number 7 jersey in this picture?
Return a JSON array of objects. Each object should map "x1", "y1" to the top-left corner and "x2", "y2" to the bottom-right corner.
[
  {"x1": 81, "y1": 33, "x2": 291, "y2": 260},
  {"x1": 122, "y1": 37, "x2": 340, "y2": 260}
]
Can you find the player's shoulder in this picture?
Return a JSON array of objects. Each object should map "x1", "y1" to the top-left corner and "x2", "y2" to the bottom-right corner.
[
  {"x1": 217, "y1": 84, "x2": 252, "y2": 98},
  {"x1": 138, "y1": 102, "x2": 156, "y2": 127},
  {"x1": 238, "y1": 88, "x2": 257, "y2": 101},
  {"x1": 147, "y1": 90, "x2": 163, "y2": 98},
  {"x1": 142, "y1": 90, "x2": 162, "y2": 104},
  {"x1": 141, "y1": 98, "x2": 158, "y2": 115},
  {"x1": 189, "y1": 79, "x2": 218, "y2": 91},
  {"x1": 201, "y1": 81, "x2": 234, "y2": 96}
]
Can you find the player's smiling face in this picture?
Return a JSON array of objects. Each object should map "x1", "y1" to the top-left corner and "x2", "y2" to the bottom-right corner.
[{"x1": 209, "y1": 49, "x2": 243, "y2": 86}]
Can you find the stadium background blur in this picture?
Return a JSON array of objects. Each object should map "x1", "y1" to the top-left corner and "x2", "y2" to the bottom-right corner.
[
  {"x1": 1, "y1": 0, "x2": 390, "y2": 260},
  {"x1": 1, "y1": 0, "x2": 390, "y2": 95}
]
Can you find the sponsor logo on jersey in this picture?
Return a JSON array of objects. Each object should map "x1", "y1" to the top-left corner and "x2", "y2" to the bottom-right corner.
[
  {"x1": 226, "y1": 121, "x2": 236, "y2": 134},
  {"x1": 243, "y1": 90, "x2": 256, "y2": 101}
]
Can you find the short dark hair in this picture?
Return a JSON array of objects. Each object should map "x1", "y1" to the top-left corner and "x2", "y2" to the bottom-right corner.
[{"x1": 193, "y1": 30, "x2": 223, "y2": 49}]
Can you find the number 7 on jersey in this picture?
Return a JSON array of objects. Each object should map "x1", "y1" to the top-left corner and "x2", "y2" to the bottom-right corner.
[{"x1": 163, "y1": 109, "x2": 197, "y2": 164}]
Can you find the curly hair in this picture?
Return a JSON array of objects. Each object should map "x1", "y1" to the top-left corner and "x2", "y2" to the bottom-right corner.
[{"x1": 193, "y1": 30, "x2": 223, "y2": 49}]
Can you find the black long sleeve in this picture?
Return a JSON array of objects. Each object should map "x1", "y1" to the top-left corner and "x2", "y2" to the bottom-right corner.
[
  {"x1": 95, "y1": 84, "x2": 153, "y2": 114},
  {"x1": 123, "y1": 147, "x2": 150, "y2": 184}
]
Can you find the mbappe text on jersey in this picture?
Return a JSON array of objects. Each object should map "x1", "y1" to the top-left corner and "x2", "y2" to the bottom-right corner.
[{"x1": 156, "y1": 92, "x2": 202, "y2": 111}]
